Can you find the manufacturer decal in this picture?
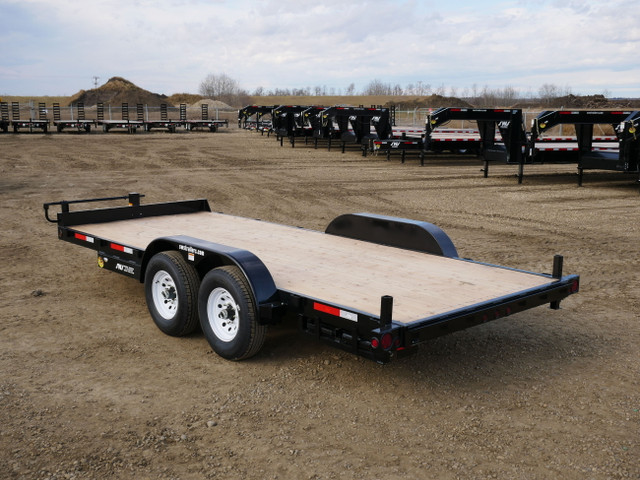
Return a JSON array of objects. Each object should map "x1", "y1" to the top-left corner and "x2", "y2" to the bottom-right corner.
[
  {"x1": 179, "y1": 244, "x2": 205, "y2": 257},
  {"x1": 115, "y1": 263, "x2": 135, "y2": 275}
]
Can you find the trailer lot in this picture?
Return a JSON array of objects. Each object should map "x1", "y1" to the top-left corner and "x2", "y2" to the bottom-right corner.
[{"x1": 1, "y1": 129, "x2": 638, "y2": 479}]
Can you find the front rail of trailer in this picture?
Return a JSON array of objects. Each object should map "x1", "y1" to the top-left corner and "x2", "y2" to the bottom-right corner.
[{"x1": 44, "y1": 194, "x2": 580, "y2": 364}]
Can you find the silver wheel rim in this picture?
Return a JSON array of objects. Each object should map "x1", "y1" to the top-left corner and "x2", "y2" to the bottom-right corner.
[
  {"x1": 151, "y1": 270, "x2": 178, "y2": 320},
  {"x1": 207, "y1": 287, "x2": 240, "y2": 342}
]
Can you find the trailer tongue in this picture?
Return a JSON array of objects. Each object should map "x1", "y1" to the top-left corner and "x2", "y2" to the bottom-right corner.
[{"x1": 44, "y1": 193, "x2": 579, "y2": 364}]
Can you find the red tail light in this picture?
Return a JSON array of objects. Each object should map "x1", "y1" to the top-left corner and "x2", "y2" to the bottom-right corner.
[{"x1": 380, "y1": 333, "x2": 393, "y2": 350}]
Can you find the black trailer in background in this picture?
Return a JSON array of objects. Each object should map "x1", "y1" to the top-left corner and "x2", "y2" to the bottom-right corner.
[
  {"x1": 312, "y1": 106, "x2": 394, "y2": 156},
  {"x1": 238, "y1": 105, "x2": 275, "y2": 131},
  {"x1": 53, "y1": 102, "x2": 94, "y2": 133},
  {"x1": 530, "y1": 110, "x2": 640, "y2": 185},
  {"x1": 0, "y1": 102, "x2": 9, "y2": 132},
  {"x1": 424, "y1": 108, "x2": 527, "y2": 179},
  {"x1": 144, "y1": 103, "x2": 184, "y2": 133},
  {"x1": 184, "y1": 104, "x2": 229, "y2": 132},
  {"x1": 97, "y1": 102, "x2": 144, "y2": 133},
  {"x1": 272, "y1": 105, "x2": 315, "y2": 146},
  {"x1": 9, "y1": 101, "x2": 50, "y2": 133}
]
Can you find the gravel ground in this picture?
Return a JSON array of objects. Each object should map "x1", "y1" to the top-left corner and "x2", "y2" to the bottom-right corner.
[{"x1": 0, "y1": 127, "x2": 638, "y2": 479}]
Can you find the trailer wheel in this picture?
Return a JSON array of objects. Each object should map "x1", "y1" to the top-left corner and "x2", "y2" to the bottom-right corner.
[
  {"x1": 145, "y1": 251, "x2": 200, "y2": 336},
  {"x1": 199, "y1": 266, "x2": 266, "y2": 360}
]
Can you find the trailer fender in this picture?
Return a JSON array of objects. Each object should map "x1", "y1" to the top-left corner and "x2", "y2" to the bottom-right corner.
[
  {"x1": 142, "y1": 235, "x2": 282, "y2": 323},
  {"x1": 326, "y1": 213, "x2": 458, "y2": 258}
]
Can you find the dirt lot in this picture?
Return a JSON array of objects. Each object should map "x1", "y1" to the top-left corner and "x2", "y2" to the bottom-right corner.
[{"x1": 1, "y1": 128, "x2": 638, "y2": 479}]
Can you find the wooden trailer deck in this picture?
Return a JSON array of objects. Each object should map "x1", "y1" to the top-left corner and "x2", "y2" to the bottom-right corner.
[{"x1": 75, "y1": 211, "x2": 556, "y2": 325}]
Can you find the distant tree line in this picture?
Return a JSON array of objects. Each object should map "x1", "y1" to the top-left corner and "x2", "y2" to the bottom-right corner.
[{"x1": 200, "y1": 72, "x2": 612, "y2": 108}]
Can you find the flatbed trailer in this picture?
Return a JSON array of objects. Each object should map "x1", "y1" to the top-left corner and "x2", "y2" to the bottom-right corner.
[
  {"x1": 144, "y1": 103, "x2": 184, "y2": 133},
  {"x1": 184, "y1": 104, "x2": 229, "y2": 132},
  {"x1": 44, "y1": 194, "x2": 579, "y2": 364},
  {"x1": 52, "y1": 102, "x2": 94, "y2": 133},
  {"x1": 185, "y1": 119, "x2": 229, "y2": 132},
  {"x1": 10, "y1": 101, "x2": 50, "y2": 133}
]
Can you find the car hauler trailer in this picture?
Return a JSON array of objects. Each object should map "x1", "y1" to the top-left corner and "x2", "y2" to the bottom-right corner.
[{"x1": 44, "y1": 194, "x2": 579, "y2": 364}]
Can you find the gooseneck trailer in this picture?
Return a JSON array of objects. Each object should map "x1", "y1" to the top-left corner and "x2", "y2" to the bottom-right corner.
[{"x1": 44, "y1": 194, "x2": 579, "y2": 363}]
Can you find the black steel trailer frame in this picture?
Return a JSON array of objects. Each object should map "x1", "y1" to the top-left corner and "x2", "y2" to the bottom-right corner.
[
  {"x1": 530, "y1": 110, "x2": 640, "y2": 185},
  {"x1": 44, "y1": 193, "x2": 579, "y2": 364}
]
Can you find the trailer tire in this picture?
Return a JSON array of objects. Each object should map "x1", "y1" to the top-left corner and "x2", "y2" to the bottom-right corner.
[
  {"x1": 145, "y1": 251, "x2": 200, "y2": 337},
  {"x1": 199, "y1": 266, "x2": 266, "y2": 360}
]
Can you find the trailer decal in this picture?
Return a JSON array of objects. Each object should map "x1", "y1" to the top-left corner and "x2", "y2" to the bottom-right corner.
[
  {"x1": 179, "y1": 244, "x2": 205, "y2": 256},
  {"x1": 313, "y1": 302, "x2": 358, "y2": 322},
  {"x1": 115, "y1": 263, "x2": 135, "y2": 275}
]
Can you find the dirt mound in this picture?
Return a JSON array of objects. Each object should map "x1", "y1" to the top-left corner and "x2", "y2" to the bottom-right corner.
[
  {"x1": 71, "y1": 77, "x2": 170, "y2": 107},
  {"x1": 189, "y1": 98, "x2": 235, "y2": 110},
  {"x1": 384, "y1": 94, "x2": 473, "y2": 109},
  {"x1": 166, "y1": 93, "x2": 203, "y2": 106}
]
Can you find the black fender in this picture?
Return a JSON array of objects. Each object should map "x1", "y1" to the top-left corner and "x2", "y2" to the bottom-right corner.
[
  {"x1": 325, "y1": 213, "x2": 458, "y2": 258},
  {"x1": 142, "y1": 235, "x2": 282, "y2": 323}
]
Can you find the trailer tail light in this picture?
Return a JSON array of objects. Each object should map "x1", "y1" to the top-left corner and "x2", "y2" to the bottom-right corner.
[
  {"x1": 380, "y1": 333, "x2": 393, "y2": 350},
  {"x1": 570, "y1": 279, "x2": 579, "y2": 293},
  {"x1": 370, "y1": 333, "x2": 394, "y2": 350}
]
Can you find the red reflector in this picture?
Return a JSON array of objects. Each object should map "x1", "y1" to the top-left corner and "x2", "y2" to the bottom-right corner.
[
  {"x1": 381, "y1": 333, "x2": 393, "y2": 350},
  {"x1": 371, "y1": 338, "x2": 380, "y2": 349},
  {"x1": 313, "y1": 302, "x2": 340, "y2": 317},
  {"x1": 75, "y1": 233, "x2": 87, "y2": 241},
  {"x1": 110, "y1": 243, "x2": 124, "y2": 252}
]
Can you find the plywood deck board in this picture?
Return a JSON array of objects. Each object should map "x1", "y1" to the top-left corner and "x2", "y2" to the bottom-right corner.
[{"x1": 75, "y1": 211, "x2": 554, "y2": 324}]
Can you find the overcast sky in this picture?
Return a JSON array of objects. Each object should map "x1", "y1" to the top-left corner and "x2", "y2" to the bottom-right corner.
[{"x1": 1, "y1": 0, "x2": 639, "y2": 98}]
